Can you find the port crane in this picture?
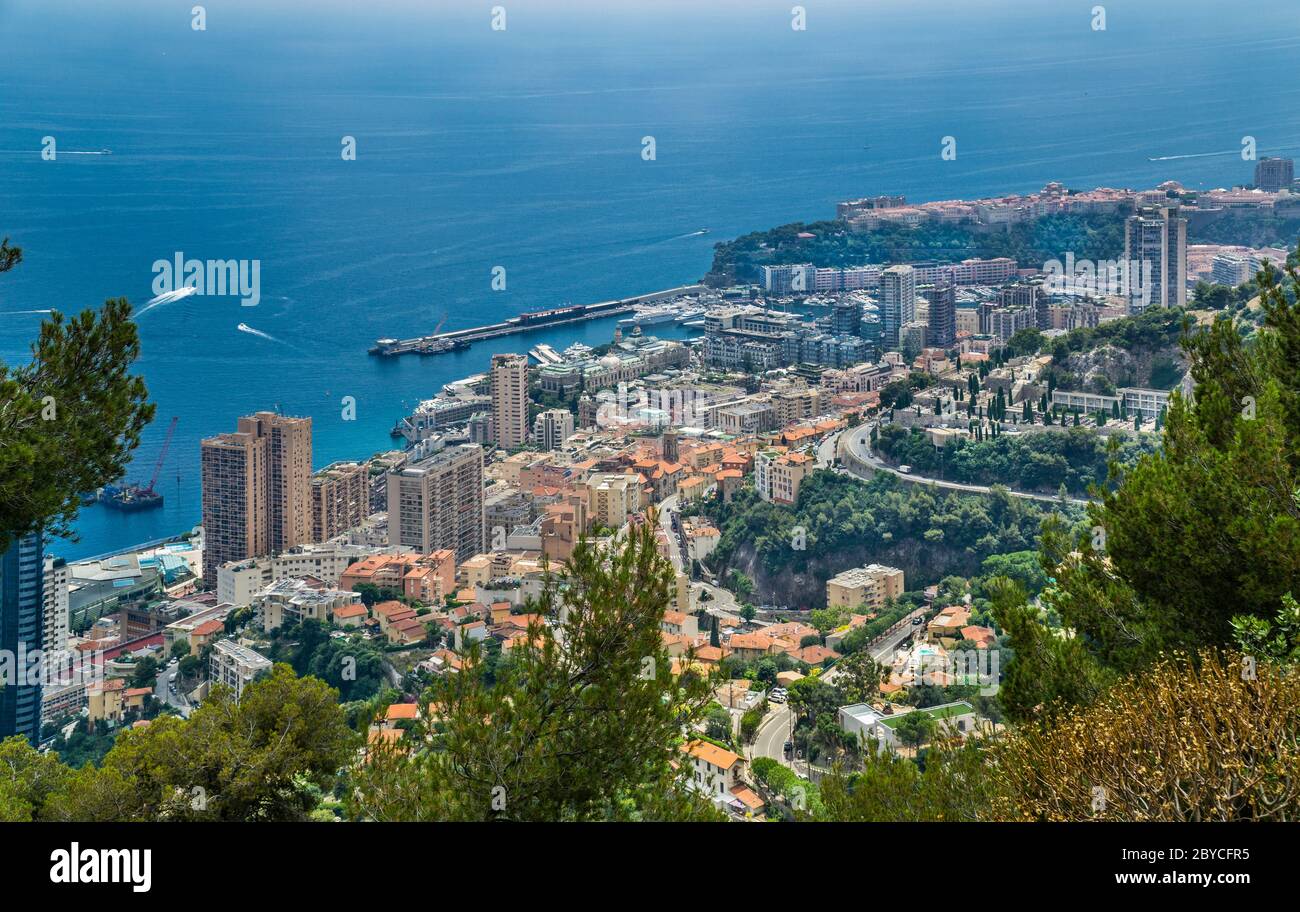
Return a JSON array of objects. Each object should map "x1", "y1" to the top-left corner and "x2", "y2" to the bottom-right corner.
[{"x1": 145, "y1": 416, "x2": 179, "y2": 496}]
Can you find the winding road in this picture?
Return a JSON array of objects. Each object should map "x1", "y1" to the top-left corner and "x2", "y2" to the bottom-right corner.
[{"x1": 837, "y1": 421, "x2": 1091, "y2": 506}]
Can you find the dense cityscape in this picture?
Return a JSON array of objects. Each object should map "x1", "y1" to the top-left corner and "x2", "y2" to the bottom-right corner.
[{"x1": 1, "y1": 0, "x2": 1297, "y2": 892}]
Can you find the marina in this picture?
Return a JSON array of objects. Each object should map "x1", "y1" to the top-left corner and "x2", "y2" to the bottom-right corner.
[{"x1": 368, "y1": 284, "x2": 708, "y2": 357}]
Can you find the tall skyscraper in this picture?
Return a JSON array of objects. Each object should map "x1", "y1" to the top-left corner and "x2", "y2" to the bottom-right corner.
[
  {"x1": 880, "y1": 265, "x2": 916, "y2": 350},
  {"x1": 491, "y1": 353, "x2": 529, "y2": 450},
  {"x1": 1254, "y1": 157, "x2": 1294, "y2": 193},
  {"x1": 1, "y1": 534, "x2": 44, "y2": 744},
  {"x1": 1124, "y1": 206, "x2": 1187, "y2": 312},
  {"x1": 924, "y1": 281, "x2": 957, "y2": 348},
  {"x1": 201, "y1": 411, "x2": 312, "y2": 582},
  {"x1": 387, "y1": 441, "x2": 485, "y2": 562}
]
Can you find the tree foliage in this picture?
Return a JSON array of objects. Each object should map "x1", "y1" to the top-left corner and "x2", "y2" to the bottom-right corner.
[
  {"x1": 991, "y1": 651, "x2": 1300, "y2": 821},
  {"x1": 347, "y1": 519, "x2": 725, "y2": 822},
  {"x1": 4, "y1": 666, "x2": 353, "y2": 821},
  {"x1": 0, "y1": 240, "x2": 154, "y2": 550}
]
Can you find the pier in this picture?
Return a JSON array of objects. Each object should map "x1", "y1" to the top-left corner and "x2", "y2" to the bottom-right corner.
[{"x1": 368, "y1": 284, "x2": 708, "y2": 357}]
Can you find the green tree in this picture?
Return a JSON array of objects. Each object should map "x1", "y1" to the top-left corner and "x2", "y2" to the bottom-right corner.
[
  {"x1": 347, "y1": 520, "x2": 724, "y2": 822},
  {"x1": 0, "y1": 240, "x2": 154, "y2": 550},
  {"x1": 0, "y1": 734, "x2": 73, "y2": 821},
  {"x1": 1038, "y1": 254, "x2": 1300, "y2": 684},
  {"x1": 42, "y1": 665, "x2": 355, "y2": 821}
]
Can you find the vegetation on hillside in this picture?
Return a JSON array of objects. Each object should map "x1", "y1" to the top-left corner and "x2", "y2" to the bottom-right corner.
[
  {"x1": 705, "y1": 212, "x2": 1127, "y2": 285},
  {"x1": 874, "y1": 424, "x2": 1158, "y2": 495},
  {"x1": 347, "y1": 519, "x2": 725, "y2": 822},
  {"x1": 704, "y1": 470, "x2": 1078, "y2": 597}
]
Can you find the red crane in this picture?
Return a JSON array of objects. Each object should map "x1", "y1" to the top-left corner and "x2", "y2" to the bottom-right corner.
[{"x1": 146, "y1": 416, "x2": 179, "y2": 494}]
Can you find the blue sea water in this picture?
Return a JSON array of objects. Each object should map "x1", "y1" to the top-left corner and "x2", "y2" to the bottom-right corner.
[{"x1": 1, "y1": 0, "x2": 1298, "y2": 561}]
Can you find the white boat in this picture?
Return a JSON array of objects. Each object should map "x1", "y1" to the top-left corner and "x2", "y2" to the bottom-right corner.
[{"x1": 618, "y1": 306, "x2": 678, "y2": 328}]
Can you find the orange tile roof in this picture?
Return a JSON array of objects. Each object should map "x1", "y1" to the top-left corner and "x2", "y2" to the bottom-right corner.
[
  {"x1": 191, "y1": 619, "x2": 224, "y2": 637},
  {"x1": 683, "y1": 739, "x2": 742, "y2": 770},
  {"x1": 385, "y1": 703, "x2": 420, "y2": 721},
  {"x1": 728, "y1": 632, "x2": 775, "y2": 651},
  {"x1": 730, "y1": 784, "x2": 766, "y2": 811}
]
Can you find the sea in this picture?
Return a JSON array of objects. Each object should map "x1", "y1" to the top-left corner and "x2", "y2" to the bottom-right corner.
[{"x1": 1, "y1": 0, "x2": 1298, "y2": 561}]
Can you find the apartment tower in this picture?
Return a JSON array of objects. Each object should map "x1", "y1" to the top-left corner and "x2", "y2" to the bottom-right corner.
[
  {"x1": 491, "y1": 353, "x2": 529, "y2": 449},
  {"x1": 924, "y1": 281, "x2": 957, "y2": 348},
  {"x1": 880, "y1": 265, "x2": 916, "y2": 350},
  {"x1": 0, "y1": 534, "x2": 43, "y2": 743},
  {"x1": 201, "y1": 411, "x2": 312, "y2": 581},
  {"x1": 1123, "y1": 206, "x2": 1187, "y2": 312},
  {"x1": 386, "y1": 441, "x2": 486, "y2": 562},
  {"x1": 310, "y1": 461, "x2": 368, "y2": 542}
]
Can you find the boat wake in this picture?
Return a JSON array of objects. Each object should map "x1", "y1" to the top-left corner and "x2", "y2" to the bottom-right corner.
[
  {"x1": 1147, "y1": 150, "x2": 1238, "y2": 161},
  {"x1": 139, "y1": 285, "x2": 198, "y2": 315}
]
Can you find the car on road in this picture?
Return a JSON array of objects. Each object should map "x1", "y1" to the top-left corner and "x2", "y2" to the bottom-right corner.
[
  {"x1": 769, "y1": 687, "x2": 788, "y2": 703},
  {"x1": 898, "y1": 464, "x2": 912, "y2": 474},
  {"x1": 783, "y1": 740, "x2": 794, "y2": 758},
  {"x1": 911, "y1": 616, "x2": 925, "y2": 625}
]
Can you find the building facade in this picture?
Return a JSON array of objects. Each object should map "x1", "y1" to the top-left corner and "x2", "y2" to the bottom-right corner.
[
  {"x1": 491, "y1": 353, "x2": 529, "y2": 449},
  {"x1": 310, "y1": 461, "x2": 368, "y2": 543},
  {"x1": 386, "y1": 441, "x2": 486, "y2": 562},
  {"x1": 880, "y1": 265, "x2": 916, "y2": 350},
  {"x1": 0, "y1": 534, "x2": 44, "y2": 743},
  {"x1": 201, "y1": 411, "x2": 312, "y2": 582}
]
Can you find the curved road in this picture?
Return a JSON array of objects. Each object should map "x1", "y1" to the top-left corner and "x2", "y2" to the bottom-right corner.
[{"x1": 838, "y1": 421, "x2": 1090, "y2": 507}]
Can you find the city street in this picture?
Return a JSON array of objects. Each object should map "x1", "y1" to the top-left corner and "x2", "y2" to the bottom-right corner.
[{"x1": 155, "y1": 664, "x2": 192, "y2": 718}]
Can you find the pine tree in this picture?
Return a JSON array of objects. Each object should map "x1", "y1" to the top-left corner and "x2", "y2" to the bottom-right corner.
[{"x1": 0, "y1": 240, "x2": 154, "y2": 550}]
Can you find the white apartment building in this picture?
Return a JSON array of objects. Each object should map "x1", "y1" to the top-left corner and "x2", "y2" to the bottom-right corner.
[{"x1": 209, "y1": 639, "x2": 273, "y2": 702}]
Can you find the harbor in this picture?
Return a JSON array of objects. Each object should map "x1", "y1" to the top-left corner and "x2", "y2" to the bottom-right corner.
[{"x1": 368, "y1": 284, "x2": 709, "y2": 357}]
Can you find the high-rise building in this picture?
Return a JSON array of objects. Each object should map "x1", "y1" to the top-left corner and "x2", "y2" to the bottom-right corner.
[
  {"x1": 924, "y1": 281, "x2": 957, "y2": 348},
  {"x1": 1254, "y1": 157, "x2": 1294, "y2": 193},
  {"x1": 880, "y1": 265, "x2": 916, "y2": 350},
  {"x1": 831, "y1": 299, "x2": 862, "y2": 337},
  {"x1": 531, "y1": 408, "x2": 575, "y2": 451},
  {"x1": 42, "y1": 555, "x2": 69, "y2": 659},
  {"x1": 491, "y1": 353, "x2": 529, "y2": 449},
  {"x1": 1, "y1": 534, "x2": 44, "y2": 744},
  {"x1": 310, "y1": 461, "x2": 368, "y2": 542},
  {"x1": 201, "y1": 411, "x2": 312, "y2": 582},
  {"x1": 1124, "y1": 206, "x2": 1187, "y2": 311},
  {"x1": 386, "y1": 441, "x2": 485, "y2": 562}
]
